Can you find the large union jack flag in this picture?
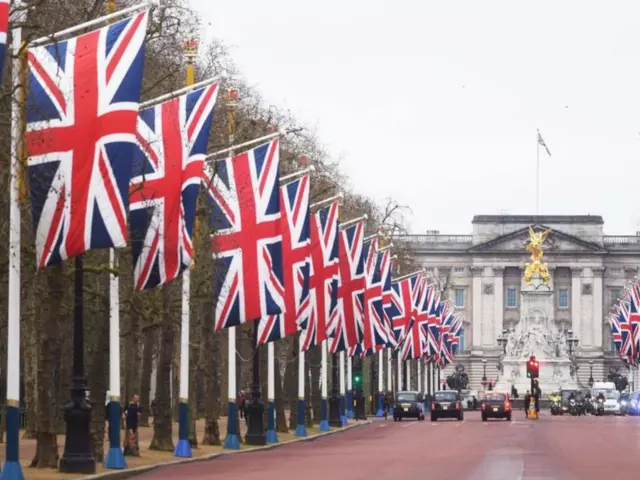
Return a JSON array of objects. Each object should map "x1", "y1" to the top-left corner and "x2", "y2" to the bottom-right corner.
[
  {"x1": 206, "y1": 140, "x2": 285, "y2": 330},
  {"x1": 0, "y1": 0, "x2": 8, "y2": 82},
  {"x1": 609, "y1": 305, "x2": 623, "y2": 358},
  {"x1": 129, "y1": 82, "x2": 219, "y2": 290},
  {"x1": 257, "y1": 174, "x2": 311, "y2": 344},
  {"x1": 387, "y1": 272, "x2": 422, "y2": 348},
  {"x1": 299, "y1": 200, "x2": 340, "y2": 352},
  {"x1": 624, "y1": 283, "x2": 640, "y2": 358},
  {"x1": 613, "y1": 300, "x2": 634, "y2": 363},
  {"x1": 423, "y1": 285, "x2": 443, "y2": 360},
  {"x1": 361, "y1": 237, "x2": 388, "y2": 351},
  {"x1": 26, "y1": 12, "x2": 149, "y2": 268},
  {"x1": 449, "y1": 315, "x2": 462, "y2": 358},
  {"x1": 327, "y1": 220, "x2": 366, "y2": 353},
  {"x1": 437, "y1": 303, "x2": 456, "y2": 367},
  {"x1": 400, "y1": 277, "x2": 431, "y2": 361}
]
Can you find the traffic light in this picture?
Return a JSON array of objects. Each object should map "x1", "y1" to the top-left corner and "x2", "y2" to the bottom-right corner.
[
  {"x1": 352, "y1": 362, "x2": 363, "y2": 388},
  {"x1": 526, "y1": 356, "x2": 539, "y2": 379}
]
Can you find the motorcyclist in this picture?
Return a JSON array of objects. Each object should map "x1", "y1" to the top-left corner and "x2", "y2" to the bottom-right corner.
[{"x1": 597, "y1": 392, "x2": 605, "y2": 402}]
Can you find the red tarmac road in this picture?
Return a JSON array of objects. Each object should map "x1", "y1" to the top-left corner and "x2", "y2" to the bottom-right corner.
[{"x1": 135, "y1": 411, "x2": 640, "y2": 479}]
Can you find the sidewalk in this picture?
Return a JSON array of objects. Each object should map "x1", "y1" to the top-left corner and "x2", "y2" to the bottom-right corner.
[{"x1": 1, "y1": 414, "x2": 329, "y2": 480}]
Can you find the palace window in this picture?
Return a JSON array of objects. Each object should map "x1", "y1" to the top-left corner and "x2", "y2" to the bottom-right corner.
[
  {"x1": 558, "y1": 288, "x2": 569, "y2": 309},
  {"x1": 454, "y1": 267, "x2": 465, "y2": 274},
  {"x1": 611, "y1": 287, "x2": 622, "y2": 306},
  {"x1": 454, "y1": 288, "x2": 465, "y2": 308},
  {"x1": 506, "y1": 287, "x2": 517, "y2": 308}
]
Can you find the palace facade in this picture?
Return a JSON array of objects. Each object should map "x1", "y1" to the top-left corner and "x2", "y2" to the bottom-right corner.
[{"x1": 398, "y1": 215, "x2": 640, "y2": 392}]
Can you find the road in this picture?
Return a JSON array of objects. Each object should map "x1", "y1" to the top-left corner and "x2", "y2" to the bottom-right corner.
[{"x1": 135, "y1": 411, "x2": 640, "y2": 479}]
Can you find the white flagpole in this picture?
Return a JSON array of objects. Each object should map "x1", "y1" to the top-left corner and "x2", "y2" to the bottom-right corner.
[
  {"x1": 4, "y1": 3, "x2": 25, "y2": 477},
  {"x1": 295, "y1": 344, "x2": 307, "y2": 436},
  {"x1": 339, "y1": 351, "x2": 346, "y2": 425},
  {"x1": 105, "y1": 249, "x2": 126, "y2": 469},
  {"x1": 406, "y1": 360, "x2": 412, "y2": 390},
  {"x1": 536, "y1": 129, "x2": 540, "y2": 216},
  {"x1": 423, "y1": 357, "x2": 428, "y2": 396},
  {"x1": 175, "y1": 268, "x2": 191, "y2": 457},
  {"x1": 387, "y1": 349, "x2": 392, "y2": 403},
  {"x1": 377, "y1": 350, "x2": 384, "y2": 416},
  {"x1": 397, "y1": 355, "x2": 402, "y2": 392},
  {"x1": 417, "y1": 357, "x2": 422, "y2": 394},
  {"x1": 346, "y1": 356, "x2": 353, "y2": 418},
  {"x1": 266, "y1": 342, "x2": 277, "y2": 442},
  {"x1": 319, "y1": 341, "x2": 330, "y2": 430}
]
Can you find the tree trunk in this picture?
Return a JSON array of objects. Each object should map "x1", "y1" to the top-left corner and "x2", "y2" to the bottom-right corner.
[
  {"x1": 286, "y1": 337, "x2": 298, "y2": 431},
  {"x1": 188, "y1": 346, "x2": 198, "y2": 448},
  {"x1": 149, "y1": 284, "x2": 176, "y2": 451},
  {"x1": 139, "y1": 327, "x2": 156, "y2": 427},
  {"x1": 55, "y1": 302, "x2": 72, "y2": 435},
  {"x1": 308, "y1": 346, "x2": 321, "y2": 424},
  {"x1": 22, "y1": 290, "x2": 37, "y2": 439},
  {"x1": 274, "y1": 341, "x2": 288, "y2": 433},
  {"x1": 201, "y1": 298, "x2": 222, "y2": 445},
  {"x1": 31, "y1": 265, "x2": 64, "y2": 468},
  {"x1": 88, "y1": 285, "x2": 110, "y2": 463},
  {"x1": 124, "y1": 293, "x2": 143, "y2": 406}
]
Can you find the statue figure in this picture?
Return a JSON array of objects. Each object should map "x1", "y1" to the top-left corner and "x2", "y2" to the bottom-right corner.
[
  {"x1": 446, "y1": 364, "x2": 469, "y2": 390},
  {"x1": 520, "y1": 312, "x2": 553, "y2": 358},
  {"x1": 554, "y1": 329, "x2": 568, "y2": 357},
  {"x1": 524, "y1": 226, "x2": 552, "y2": 285},
  {"x1": 505, "y1": 327, "x2": 521, "y2": 358}
]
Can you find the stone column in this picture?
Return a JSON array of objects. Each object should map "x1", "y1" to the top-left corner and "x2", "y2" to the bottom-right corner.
[
  {"x1": 571, "y1": 267, "x2": 582, "y2": 342},
  {"x1": 493, "y1": 267, "x2": 504, "y2": 343},
  {"x1": 592, "y1": 266, "x2": 604, "y2": 350},
  {"x1": 471, "y1": 266, "x2": 483, "y2": 349}
]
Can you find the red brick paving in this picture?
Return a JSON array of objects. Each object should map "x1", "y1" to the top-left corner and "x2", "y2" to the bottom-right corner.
[{"x1": 135, "y1": 412, "x2": 640, "y2": 479}]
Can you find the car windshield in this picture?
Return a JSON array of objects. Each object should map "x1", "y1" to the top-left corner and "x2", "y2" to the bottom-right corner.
[
  {"x1": 484, "y1": 393, "x2": 506, "y2": 402},
  {"x1": 593, "y1": 389, "x2": 619, "y2": 400},
  {"x1": 434, "y1": 392, "x2": 457, "y2": 402},
  {"x1": 396, "y1": 393, "x2": 418, "y2": 403}
]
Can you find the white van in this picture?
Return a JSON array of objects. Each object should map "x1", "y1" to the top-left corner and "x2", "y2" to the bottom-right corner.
[{"x1": 591, "y1": 382, "x2": 621, "y2": 414}]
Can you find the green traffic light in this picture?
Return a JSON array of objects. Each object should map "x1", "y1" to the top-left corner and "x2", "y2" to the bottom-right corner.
[{"x1": 354, "y1": 375, "x2": 362, "y2": 384}]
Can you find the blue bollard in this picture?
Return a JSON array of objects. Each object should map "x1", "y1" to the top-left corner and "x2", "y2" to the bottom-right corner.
[
  {"x1": 295, "y1": 399, "x2": 307, "y2": 437},
  {"x1": 223, "y1": 402, "x2": 241, "y2": 450},
  {"x1": 339, "y1": 396, "x2": 347, "y2": 426},
  {"x1": 0, "y1": 405, "x2": 24, "y2": 480},
  {"x1": 104, "y1": 401, "x2": 127, "y2": 469},
  {"x1": 174, "y1": 402, "x2": 192, "y2": 458},
  {"x1": 346, "y1": 391, "x2": 354, "y2": 418},
  {"x1": 266, "y1": 401, "x2": 278, "y2": 443},
  {"x1": 376, "y1": 393, "x2": 384, "y2": 417},
  {"x1": 318, "y1": 398, "x2": 330, "y2": 431}
]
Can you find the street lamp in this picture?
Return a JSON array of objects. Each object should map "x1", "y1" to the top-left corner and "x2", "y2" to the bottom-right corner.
[
  {"x1": 497, "y1": 328, "x2": 508, "y2": 354},
  {"x1": 481, "y1": 358, "x2": 487, "y2": 389},
  {"x1": 588, "y1": 360, "x2": 594, "y2": 387},
  {"x1": 566, "y1": 329, "x2": 579, "y2": 355}
]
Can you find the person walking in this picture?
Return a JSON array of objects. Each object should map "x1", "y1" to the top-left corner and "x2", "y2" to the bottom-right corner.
[{"x1": 123, "y1": 394, "x2": 142, "y2": 456}]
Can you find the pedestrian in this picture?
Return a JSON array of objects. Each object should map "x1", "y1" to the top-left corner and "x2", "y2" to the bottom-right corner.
[
  {"x1": 123, "y1": 394, "x2": 141, "y2": 456},
  {"x1": 472, "y1": 396, "x2": 477, "y2": 410},
  {"x1": 382, "y1": 394, "x2": 389, "y2": 419},
  {"x1": 524, "y1": 390, "x2": 531, "y2": 417}
]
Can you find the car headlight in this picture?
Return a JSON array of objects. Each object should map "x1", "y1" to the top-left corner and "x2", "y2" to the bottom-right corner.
[
  {"x1": 631, "y1": 399, "x2": 637, "y2": 407},
  {"x1": 621, "y1": 401, "x2": 627, "y2": 406}
]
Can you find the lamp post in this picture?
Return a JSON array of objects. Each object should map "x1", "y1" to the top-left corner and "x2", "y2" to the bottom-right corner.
[
  {"x1": 481, "y1": 358, "x2": 487, "y2": 390},
  {"x1": 588, "y1": 360, "x2": 594, "y2": 387},
  {"x1": 566, "y1": 329, "x2": 579, "y2": 355}
]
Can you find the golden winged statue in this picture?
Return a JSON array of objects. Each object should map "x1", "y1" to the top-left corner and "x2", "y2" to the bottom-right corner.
[{"x1": 524, "y1": 226, "x2": 551, "y2": 285}]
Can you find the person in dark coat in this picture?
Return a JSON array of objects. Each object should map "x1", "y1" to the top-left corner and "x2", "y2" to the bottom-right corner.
[{"x1": 123, "y1": 394, "x2": 141, "y2": 456}]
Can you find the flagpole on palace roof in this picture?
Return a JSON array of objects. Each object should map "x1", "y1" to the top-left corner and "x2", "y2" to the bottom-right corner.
[
  {"x1": 3, "y1": 1, "x2": 27, "y2": 478},
  {"x1": 536, "y1": 129, "x2": 540, "y2": 216}
]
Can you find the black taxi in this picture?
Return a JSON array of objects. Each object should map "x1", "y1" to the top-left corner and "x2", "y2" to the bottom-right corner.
[
  {"x1": 393, "y1": 391, "x2": 425, "y2": 421},
  {"x1": 430, "y1": 390, "x2": 464, "y2": 421}
]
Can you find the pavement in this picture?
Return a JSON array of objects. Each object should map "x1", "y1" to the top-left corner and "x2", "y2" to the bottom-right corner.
[{"x1": 130, "y1": 410, "x2": 640, "y2": 480}]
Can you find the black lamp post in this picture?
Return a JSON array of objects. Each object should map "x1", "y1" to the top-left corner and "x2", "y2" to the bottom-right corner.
[
  {"x1": 328, "y1": 353, "x2": 342, "y2": 427},
  {"x1": 481, "y1": 358, "x2": 487, "y2": 390},
  {"x1": 245, "y1": 321, "x2": 266, "y2": 445},
  {"x1": 59, "y1": 256, "x2": 96, "y2": 474},
  {"x1": 566, "y1": 329, "x2": 579, "y2": 355},
  {"x1": 588, "y1": 360, "x2": 594, "y2": 387}
]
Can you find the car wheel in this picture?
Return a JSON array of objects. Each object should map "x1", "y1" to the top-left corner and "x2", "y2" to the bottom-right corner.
[
  {"x1": 482, "y1": 415, "x2": 487, "y2": 422},
  {"x1": 506, "y1": 414, "x2": 512, "y2": 421},
  {"x1": 431, "y1": 415, "x2": 437, "y2": 422},
  {"x1": 393, "y1": 417, "x2": 397, "y2": 422}
]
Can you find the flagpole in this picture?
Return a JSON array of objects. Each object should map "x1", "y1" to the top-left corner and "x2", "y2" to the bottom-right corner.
[
  {"x1": 2, "y1": 2, "x2": 26, "y2": 478},
  {"x1": 266, "y1": 342, "x2": 278, "y2": 442},
  {"x1": 536, "y1": 129, "x2": 540, "y2": 217},
  {"x1": 174, "y1": 37, "x2": 197, "y2": 460}
]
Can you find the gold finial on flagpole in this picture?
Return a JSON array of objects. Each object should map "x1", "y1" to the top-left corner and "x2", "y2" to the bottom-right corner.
[{"x1": 107, "y1": 0, "x2": 117, "y2": 14}]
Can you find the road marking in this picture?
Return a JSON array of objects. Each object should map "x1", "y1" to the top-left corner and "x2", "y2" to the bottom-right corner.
[
  {"x1": 456, "y1": 421, "x2": 466, "y2": 427},
  {"x1": 402, "y1": 421, "x2": 416, "y2": 428},
  {"x1": 378, "y1": 424, "x2": 387, "y2": 428},
  {"x1": 510, "y1": 420, "x2": 515, "y2": 426}
]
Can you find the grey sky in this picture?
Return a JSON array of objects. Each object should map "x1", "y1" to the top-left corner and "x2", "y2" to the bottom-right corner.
[{"x1": 190, "y1": 0, "x2": 640, "y2": 235}]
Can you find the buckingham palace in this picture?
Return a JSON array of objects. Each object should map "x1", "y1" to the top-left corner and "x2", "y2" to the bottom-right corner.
[{"x1": 398, "y1": 215, "x2": 640, "y2": 392}]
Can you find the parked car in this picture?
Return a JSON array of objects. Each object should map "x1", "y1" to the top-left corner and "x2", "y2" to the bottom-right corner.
[
  {"x1": 431, "y1": 390, "x2": 464, "y2": 421},
  {"x1": 393, "y1": 391, "x2": 425, "y2": 421},
  {"x1": 481, "y1": 391, "x2": 512, "y2": 421}
]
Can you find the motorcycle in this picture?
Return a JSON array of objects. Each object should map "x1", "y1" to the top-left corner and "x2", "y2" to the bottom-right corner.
[
  {"x1": 569, "y1": 399, "x2": 579, "y2": 416},
  {"x1": 595, "y1": 398, "x2": 605, "y2": 416}
]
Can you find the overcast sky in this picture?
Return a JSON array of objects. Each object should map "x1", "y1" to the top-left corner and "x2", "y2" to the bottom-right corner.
[{"x1": 190, "y1": 0, "x2": 640, "y2": 235}]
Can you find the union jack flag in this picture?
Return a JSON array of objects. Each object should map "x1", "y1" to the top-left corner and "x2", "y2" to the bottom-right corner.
[
  {"x1": 424, "y1": 285, "x2": 443, "y2": 360},
  {"x1": 26, "y1": 12, "x2": 149, "y2": 268},
  {"x1": 0, "y1": 0, "x2": 8, "y2": 82},
  {"x1": 449, "y1": 316, "x2": 462, "y2": 357},
  {"x1": 327, "y1": 220, "x2": 366, "y2": 353},
  {"x1": 299, "y1": 200, "x2": 340, "y2": 351},
  {"x1": 361, "y1": 237, "x2": 388, "y2": 350},
  {"x1": 206, "y1": 140, "x2": 285, "y2": 330},
  {"x1": 400, "y1": 277, "x2": 431, "y2": 361},
  {"x1": 624, "y1": 283, "x2": 640, "y2": 357},
  {"x1": 438, "y1": 304, "x2": 456, "y2": 367},
  {"x1": 616, "y1": 300, "x2": 635, "y2": 363},
  {"x1": 387, "y1": 272, "x2": 422, "y2": 347},
  {"x1": 257, "y1": 174, "x2": 311, "y2": 344},
  {"x1": 129, "y1": 82, "x2": 219, "y2": 290}
]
